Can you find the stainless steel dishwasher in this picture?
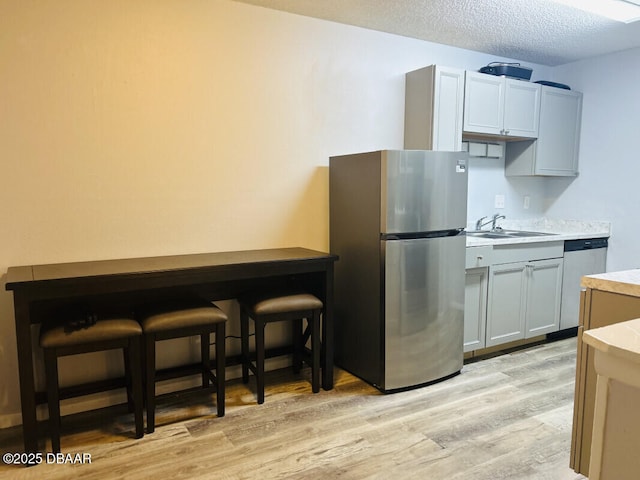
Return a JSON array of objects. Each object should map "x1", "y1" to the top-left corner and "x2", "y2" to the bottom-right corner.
[{"x1": 560, "y1": 238, "x2": 608, "y2": 330}]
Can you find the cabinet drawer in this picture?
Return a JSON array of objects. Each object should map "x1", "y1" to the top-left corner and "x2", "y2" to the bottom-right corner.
[
  {"x1": 492, "y1": 241, "x2": 563, "y2": 264},
  {"x1": 466, "y1": 245, "x2": 493, "y2": 268}
]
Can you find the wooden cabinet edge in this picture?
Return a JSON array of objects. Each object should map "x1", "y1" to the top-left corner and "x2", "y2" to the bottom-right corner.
[
  {"x1": 571, "y1": 324, "x2": 587, "y2": 472},
  {"x1": 404, "y1": 66, "x2": 435, "y2": 150}
]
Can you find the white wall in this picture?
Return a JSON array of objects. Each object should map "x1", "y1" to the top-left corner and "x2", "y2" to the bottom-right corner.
[
  {"x1": 546, "y1": 48, "x2": 640, "y2": 271},
  {"x1": 0, "y1": 0, "x2": 602, "y2": 427},
  {"x1": 466, "y1": 152, "x2": 549, "y2": 227}
]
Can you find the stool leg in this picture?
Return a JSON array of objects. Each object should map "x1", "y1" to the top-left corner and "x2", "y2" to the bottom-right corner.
[
  {"x1": 123, "y1": 347, "x2": 134, "y2": 413},
  {"x1": 240, "y1": 307, "x2": 250, "y2": 384},
  {"x1": 255, "y1": 318, "x2": 265, "y2": 404},
  {"x1": 145, "y1": 335, "x2": 156, "y2": 433},
  {"x1": 215, "y1": 322, "x2": 226, "y2": 417},
  {"x1": 201, "y1": 333, "x2": 210, "y2": 388},
  {"x1": 128, "y1": 336, "x2": 144, "y2": 439},
  {"x1": 311, "y1": 310, "x2": 321, "y2": 394},
  {"x1": 44, "y1": 349, "x2": 61, "y2": 453},
  {"x1": 292, "y1": 318, "x2": 303, "y2": 374}
]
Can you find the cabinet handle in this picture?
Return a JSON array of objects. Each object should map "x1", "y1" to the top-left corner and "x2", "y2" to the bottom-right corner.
[
  {"x1": 505, "y1": 130, "x2": 510, "y2": 135},
  {"x1": 477, "y1": 255, "x2": 483, "y2": 260}
]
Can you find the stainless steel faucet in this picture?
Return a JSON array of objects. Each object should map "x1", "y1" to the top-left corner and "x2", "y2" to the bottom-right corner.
[
  {"x1": 491, "y1": 213, "x2": 506, "y2": 230},
  {"x1": 475, "y1": 213, "x2": 506, "y2": 231},
  {"x1": 475, "y1": 216, "x2": 488, "y2": 230}
]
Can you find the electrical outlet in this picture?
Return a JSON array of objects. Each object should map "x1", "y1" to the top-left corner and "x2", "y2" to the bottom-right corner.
[
  {"x1": 495, "y1": 194, "x2": 505, "y2": 209},
  {"x1": 523, "y1": 195, "x2": 531, "y2": 209}
]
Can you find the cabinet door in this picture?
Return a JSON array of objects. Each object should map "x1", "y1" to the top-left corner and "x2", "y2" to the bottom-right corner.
[
  {"x1": 463, "y1": 71, "x2": 504, "y2": 136},
  {"x1": 486, "y1": 261, "x2": 527, "y2": 347},
  {"x1": 525, "y1": 258, "x2": 564, "y2": 337},
  {"x1": 404, "y1": 65, "x2": 465, "y2": 151},
  {"x1": 464, "y1": 267, "x2": 488, "y2": 352},
  {"x1": 534, "y1": 87, "x2": 582, "y2": 176},
  {"x1": 503, "y1": 80, "x2": 540, "y2": 138},
  {"x1": 432, "y1": 66, "x2": 465, "y2": 151}
]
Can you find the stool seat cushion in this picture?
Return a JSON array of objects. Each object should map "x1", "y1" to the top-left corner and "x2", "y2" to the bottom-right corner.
[
  {"x1": 140, "y1": 301, "x2": 227, "y2": 333},
  {"x1": 242, "y1": 292, "x2": 323, "y2": 316},
  {"x1": 40, "y1": 317, "x2": 142, "y2": 349}
]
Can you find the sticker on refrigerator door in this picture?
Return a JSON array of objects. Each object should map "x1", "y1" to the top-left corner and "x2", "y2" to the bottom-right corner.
[{"x1": 456, "y1": 159, "x2": 467, "y2": 173}]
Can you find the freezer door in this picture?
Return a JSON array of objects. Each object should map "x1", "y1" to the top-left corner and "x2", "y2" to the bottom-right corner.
[
  {"x1": 382, "y1": 150, "x2": 468, "y2": 234},
  {"x1": 383, "y1": 235, "x2": 465, "y2": 390}
]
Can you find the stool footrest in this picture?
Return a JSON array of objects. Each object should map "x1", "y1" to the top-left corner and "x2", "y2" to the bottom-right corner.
[
  {"x1": 154, "y1": 363, "x2": 218, "y2": 383},
  {"x1": 35, "y1": 377, "x2": 129, "y2": 405},
  {"x1": 246, "y1": 362, "x2": 259, "y2": 379}
]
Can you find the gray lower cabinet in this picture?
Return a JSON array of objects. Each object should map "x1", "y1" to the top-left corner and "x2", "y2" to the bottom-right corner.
[
  {"x1": 485, "y1": 241, "x2": 564, "y2": 347},
  {"x1": 525, "y1": 258, "x2": 564, "y2": 337},
  {"x1": 486, "y1": 256, "x2": 564, "y2": 347},
  {"x1": 464, "y1": 245, "x2": 492, "y2": 352},
  {"x1": 464, "y1": 267, "x2": 488, "y2": 352},
  {"x1": 486, "y1": 261, "x2": 528, "y2": 346}
]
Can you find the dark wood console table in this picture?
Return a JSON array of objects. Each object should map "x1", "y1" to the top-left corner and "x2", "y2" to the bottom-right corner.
[{"x1": 5, "y1": 247, "x2": 337, "y2": 454}]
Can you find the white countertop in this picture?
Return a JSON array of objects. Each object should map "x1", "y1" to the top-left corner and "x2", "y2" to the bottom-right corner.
[
  {"x1": 466, "y1": 218, "x2": 611, "y2": 247},
  {"x1": 581, "y1": 269, "x2": 640, "y2": 298}
]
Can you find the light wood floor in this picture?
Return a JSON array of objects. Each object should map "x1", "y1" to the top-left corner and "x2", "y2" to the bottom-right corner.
[{"x1": 0, "y1": 337, "x2": 587, "y2": 479}]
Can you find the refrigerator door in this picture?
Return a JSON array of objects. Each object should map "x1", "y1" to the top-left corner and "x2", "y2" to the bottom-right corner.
[
  {"x1": 381, "y1": 150, "x2": 468, "y2": 234},
  {"x1": 383, "y1": 235, "x2": 465, "y2": 390}
]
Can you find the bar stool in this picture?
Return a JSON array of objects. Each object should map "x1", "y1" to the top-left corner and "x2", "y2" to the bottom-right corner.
[
  {"x1": 39, "y1": 314, "x2": 144, "y2": 453},
  {"x1": 138, "y1": 299, "x2": 227, "y2": 433},
  {"x1": 239, "y1": 291, "x2": 323, "y2": 404}
]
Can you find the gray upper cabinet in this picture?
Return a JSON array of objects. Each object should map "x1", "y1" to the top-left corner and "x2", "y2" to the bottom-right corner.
[
  {"x1": 404, "y1": 65, "x2": 465, "y2": 151},
  {"x1": 503, "y1": 80, "x2": 541, "y2": 138},
  {"x1": 463, "y1": 71, "x2": 540, "y2": 138},
  {"x1": 505, "y1": 86, "x2": 582, "y2": 176},
  {"x1": 404, "y1": 65, "x2": 583, "y2": 177}
]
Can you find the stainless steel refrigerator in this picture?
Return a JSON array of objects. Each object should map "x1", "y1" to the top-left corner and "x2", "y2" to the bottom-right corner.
[{"x1": 329, "y1": 149, "x2": 468, "y2": 392}]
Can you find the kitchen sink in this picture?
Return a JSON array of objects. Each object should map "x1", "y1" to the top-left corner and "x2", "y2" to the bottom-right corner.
[
  {"x1": 466, "y1": 232, "x2": 511, "y2": 239},
  {"x1": 500, "y1": 230, "x2": 556, "y2": 237},
  {"x1": 466, "y1": 229, "x2": 556, "y2": 239}
]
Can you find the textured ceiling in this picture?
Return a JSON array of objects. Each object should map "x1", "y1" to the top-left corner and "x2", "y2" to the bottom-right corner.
[{"x1": 233, "y1": 0, "x2": 640, "y2": 66}]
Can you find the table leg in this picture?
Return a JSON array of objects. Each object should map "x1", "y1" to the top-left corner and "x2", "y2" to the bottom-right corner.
[
  {"x1": 13, "y1": 293, "x2": 38, "y2": 453},
  {"x1": 322, "y1": 263, "x2": 335, "y2": 390}
]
